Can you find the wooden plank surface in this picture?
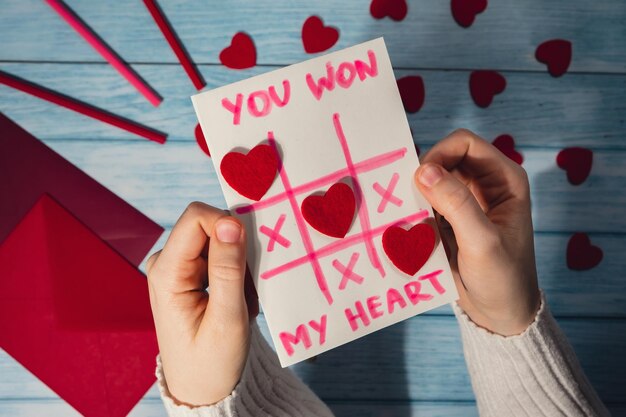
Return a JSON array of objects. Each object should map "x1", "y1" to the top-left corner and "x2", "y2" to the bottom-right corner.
[
  {"x1": 0, "y1": 399, "x2": 482, "y2": 417},
  {"x1": 1, "y1": 0, "x2": 625, "y2": 73},
  {"x1": 141, "y1": 227, "x2": 626, "y2": 318},
  {"x1": 1, "y1": 63, "x2": 625, "y2": 149},
  {"x1": 20, "y1": 139, "x2": 624, "y2": 234},
  {"x1": 1, "y1": 399, "x2": 625, "y2": 417},
  {"x1": 1, "y1": 0, "x2": 624, "y2": 415},
  {"x1": 1, "y1": 315, "x2": 625, "y2": 404}
]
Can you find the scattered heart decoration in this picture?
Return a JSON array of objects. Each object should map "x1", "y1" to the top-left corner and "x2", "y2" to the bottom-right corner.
[
  {"x1": 536, "y1": 39, "x2": 572, "y2": 77},
  {"x1": 451, "y1": 0, "x2": 488, "y2": 28},
  {"x1": 370, "y1": 0, "x2": 408, "y2": 21},
  {"x1": 194, "y1": 123, "x2": 210, "y2": 157},
  {"x1": 566, "y1": 232, "x2": 603, "y2": 270},
  {"x1": 492, "y1": 134, "x2": 523, "y2": 165},
  {"x1": 397, "y1": 75, "x2": 425, "y2": 113},
  {"x1": 302, "y1": 16, "x2": 339, "y2": 54},
  {"x1": 382, "y1": 222, "x2": 436, "y2": 276},
  {"x1": 219, "y1": 32, "x2": 257, "y2": 69},
  {"x1": 469, "y1": 70, "x2": 506, "y2": 108},
  {"x1": 220, "y1": 144, "x2": 278, "y2": 201},
  {"x1": 302, "y1": 182, "x2": 356, "y2": 238},
  {"x1": 556, "y1": 147, "x2": 593, "y2": 185}
]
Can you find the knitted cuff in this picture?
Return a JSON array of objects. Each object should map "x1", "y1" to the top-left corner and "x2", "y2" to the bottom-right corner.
[
  {"x1": 453, "y1": 292, "x2": 610, "y2": 417},
  {"x1": 156, "y1": 320, "x2": 335, "y2": 417}
]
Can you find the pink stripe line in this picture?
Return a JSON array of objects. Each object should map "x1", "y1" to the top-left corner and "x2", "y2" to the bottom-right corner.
[
  {"x1": 333, "y1": 113, "x2": 385, "y2": 278},
  {"x1": 267, "y1": 132, "x2": 333, "y2": 305},
  {"x1": 143, "y1": 0, "x2": 206, "y2": 90},
  {"x1": 46, "y1": 0, "x2": 162, "y2": 107},
  {"x1": 235, "y1": 147, "x2": 407, "y2": 215},
  {"x1": 261, "y1": 209, "x2": 429, "y2": 280}
]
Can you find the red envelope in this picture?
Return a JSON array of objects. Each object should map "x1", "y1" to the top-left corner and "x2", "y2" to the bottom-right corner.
[
  {"x1": 0, "y1": 194, "x2": 159, "y2": 417},
  {"x1": 0, "y1": 113, "x2": 163, "y2": 266}
]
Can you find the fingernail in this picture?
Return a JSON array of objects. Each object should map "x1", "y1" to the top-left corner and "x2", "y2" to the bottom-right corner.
[
  {"x1": 216, "y1": 220, "x2": 242, "y2": 243},
  {"x1": 419, "y1": 164, "x2": 443, "y2": 187}
]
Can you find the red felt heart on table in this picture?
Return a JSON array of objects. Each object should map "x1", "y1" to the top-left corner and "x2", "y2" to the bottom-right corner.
[
  {"x1": 383, "y1": 223, "x2": 436, "y2": 276},
  {"x1": 397, "y1": 75, "x2": 425, "y2": 113},
  {"x1": 451, "y1": 0, "x2": 488, "y2": 28},
  {"x1": 302, "y1": 183, "x2": 355, "y2": 238},
  {"x1": 219, "y1": 32, "x2": 256, "y2": 69},
  {"x1": 536, "y1": 39, "x2": 572, "y2": 77},
  {"x1": 556, "y1": 147, "x2": 592, "y2": 185},
  {"x1": 302, "y1": 16, "x2": 339, "y2": 54},
  {"x1": 370, "y1": 0, "x2": 408, "y2": 21},
  {"x1": 194, "y1": 123, "x2": 210, "y2": 157},
  {"x1": 492, "y1": 134, "x2": 523, "y2": 165},
  {"x1": 566, "y1": 233, "x2": 603, "y2": 270},
  {"x1": 220, "y1": 144, "x2": 278, "y2": 201},
  {"x1": 469, "y1": 70, "x2": 506, "y2": 108}
]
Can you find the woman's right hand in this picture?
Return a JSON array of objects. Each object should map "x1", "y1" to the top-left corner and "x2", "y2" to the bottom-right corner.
[
  {"x1": 146, "y1": 202, "x2": 258, "y2": 406},
  {"x1": 414, "y1": 129, "x2": 541, "y2": 336}
]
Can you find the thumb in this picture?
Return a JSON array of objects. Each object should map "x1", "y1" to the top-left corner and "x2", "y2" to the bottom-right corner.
[
  {"x1": 415, "y1": 163, "x2": 494, "y2": 248},
  {"x1": 206, "y1": 217, "x2": 248, "y2": 321}
]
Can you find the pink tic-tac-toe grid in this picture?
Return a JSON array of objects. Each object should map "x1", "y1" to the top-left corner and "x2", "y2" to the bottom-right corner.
[{"x1": 235, "y1": 112, "x2": 429, "y2": 306}]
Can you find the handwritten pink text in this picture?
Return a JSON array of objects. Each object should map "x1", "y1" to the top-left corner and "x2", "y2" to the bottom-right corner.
[
  {"x1": 221, "y1": 80, "x2": 291, "y2": 125},
  {"x1": 279, "y1": 314, "x2": 327, "y2": 356},
  {"x1": 344, "y1": 269, "x2": 445, "y2": 331},
  {"x1": 306, "y1": 49, "x2": 379, "y2": 101}
]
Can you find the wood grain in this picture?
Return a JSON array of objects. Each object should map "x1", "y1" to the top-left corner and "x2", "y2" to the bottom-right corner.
[
  {"x1": 1, "y1": 398, "x2": 625, "y2": 417},
  {"x1": 140, "y1": 226, "x2": 626, "y2": 318},
  {"x1": 1, "y1": 63, "x2": 625, "y2": 149},
  {"x1": 1, "y1": 0, "x2": 624, "y2": 415},
  {"x1": 19, "y1": 139, "x2": 623, "y2": 234},
  {"x1": 1, "y1": 0, "x2": 625, "y2": 73},
  {"x1": 1, "y1": 316, "x2": 625, "y2": 404}
]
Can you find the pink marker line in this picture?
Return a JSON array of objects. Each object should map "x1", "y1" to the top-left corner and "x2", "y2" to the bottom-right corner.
[
  {"x1": 333, "y1": 252, "x2": 364, "y2": 290},
  {"x1": 143, "y1": 0, "x2": 206, "y2": 90},
  {"x1": 333, "y1": 113, "x2": 385, "y2": 278},
  {"x1": 236, "y1": 147, "x2": 407, "y2": 215},
  {"x1": 374, "y1": 172, "x2": 402, "y2": 213},
  {"x1": 261, "y1": 209, "x2": 429, "y2": 280},
  {"x1": 46, "y1": 0, "x2": 162, "y2": 107},
  {"x1": 0, "y1": 70, "x2": 167, "y2": 143},
  {"x1": 259, "y1": 214, "x2": 290, "y2": 252},
  {"x1": 267, "y1": 132, "x2": 333, "y2": 305}
]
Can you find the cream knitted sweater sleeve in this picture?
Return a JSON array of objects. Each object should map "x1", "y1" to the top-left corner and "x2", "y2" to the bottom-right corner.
[
  {"x1": 453, "y1": 294, "x2": 611, "y2": 417},
  {"x1": 156, "y1": 294, "x2": 610, "y2": 417},
  {"x1": 155, "y1": 321, "x2": 334, "y2": 417}
]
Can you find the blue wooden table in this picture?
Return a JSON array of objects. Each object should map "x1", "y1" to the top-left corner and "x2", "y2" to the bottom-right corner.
[{"x1": 1, "y1": 1, "x2": 625, "y2": 416}]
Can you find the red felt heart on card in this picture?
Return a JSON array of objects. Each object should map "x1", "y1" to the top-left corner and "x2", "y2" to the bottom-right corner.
[
  {"x1": 469, "y1": 70, "x2": 506, "y2": 108},
  {"x1": 397, "y1": 75, "x2": 425, "y2": 113},
  {"x1": 302, "y1": 183, "x2": 355, "y2": 238},
  {"x1": 536, "y1": 39, "x2": 572, "y2": 77},
  {"x1": 370, "y1": 0, "x2": 408, "y2": 21},
  {"x1": 219, "y1": 32, "x2": 256, "y2": 69},
  {"x1": 194, "y1": 123, "x2": 210, "y2": 157},
  {"x1": 220, "y1": 144, "x2": 278, "y2": 201},
  {"x1": 492, "y1": 134, "x2": 523, "y2": 165},
  {"x1": 302, "y1": 16, "x2": 339, "y2": 54},
  {"x1": 383, "y1": 223, "x2": 436, "y2": 276},
  {"x1": 556, "y1": 147, "x2": 592, "y2": 185},
  {"x1": 566, "y1": 233, "x2": 603, "y2": 270},
  {"x1": 451, "y1": 0, "x2": 488, "y2": 28}
]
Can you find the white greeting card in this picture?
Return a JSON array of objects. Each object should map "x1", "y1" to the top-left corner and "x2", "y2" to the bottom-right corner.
[{"x1": 192, "y1": 38, "x2": 457, "y2": 366}]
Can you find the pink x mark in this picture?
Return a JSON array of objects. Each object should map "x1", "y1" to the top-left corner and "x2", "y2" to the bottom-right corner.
[
  {"x1": 332, "y1": 252, "x2": 364, "y2": 290},
  {"x1": 373, "y1": 172, "x2": 403, "y2": 213},
  {"x1": 259, "y1": 214, "x2": 291, "y2": 252}
]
